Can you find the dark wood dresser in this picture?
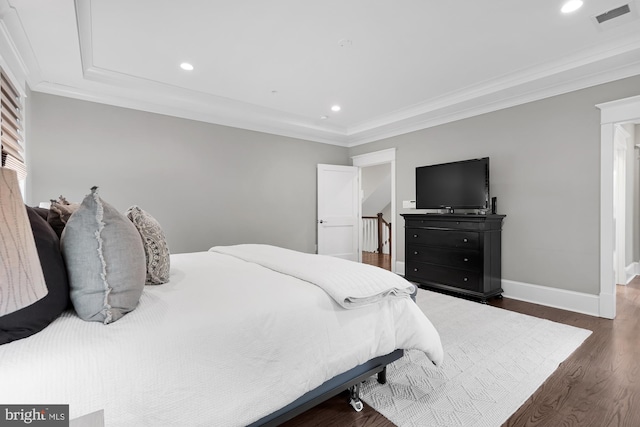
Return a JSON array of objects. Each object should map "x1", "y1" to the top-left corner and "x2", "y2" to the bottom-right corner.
[{"x1": 401, "y1": 213, "x2": 505, "y2": 302}]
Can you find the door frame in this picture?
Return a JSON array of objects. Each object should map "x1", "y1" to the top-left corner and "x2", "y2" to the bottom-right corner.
[
  {"x1": 352, "y1": 148, "x2": 397, "y2": 272},
  {"x1": 597, "y1": 94, "x2": 640, "y2": 319},
  {"x1": 613, "y1": 125, "x2": 629, "y2": 286}
]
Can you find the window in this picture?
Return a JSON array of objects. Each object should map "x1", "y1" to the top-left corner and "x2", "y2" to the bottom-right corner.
[{"x1": 0, "y1": 68, "x2": 25, "y2": 180}]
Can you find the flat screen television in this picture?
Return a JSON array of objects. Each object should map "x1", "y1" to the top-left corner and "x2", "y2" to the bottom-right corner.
[{"x1": 415, "y1": 157, "x2": 489, "y2": 210}]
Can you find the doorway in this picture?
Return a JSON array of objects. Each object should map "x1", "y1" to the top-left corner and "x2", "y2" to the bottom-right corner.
[
  {"x1": 598, "y1": 94, "x2": 640, "y2": 319},
  {"x1": 360, "y1": 163, "x2": 392, "y2": 270},
  {"x1": 352, "y1": 148, "x2": 397, "y2": 273}
]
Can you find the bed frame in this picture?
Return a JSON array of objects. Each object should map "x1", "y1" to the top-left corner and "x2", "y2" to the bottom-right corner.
[{"x1": 249, "y1": 349, "x2": 404, "y2": 426}]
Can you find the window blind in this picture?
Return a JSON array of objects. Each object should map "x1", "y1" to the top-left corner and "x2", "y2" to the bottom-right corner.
[{"x1": 0, "y1": 69, "x2": 26, "y2": 180}]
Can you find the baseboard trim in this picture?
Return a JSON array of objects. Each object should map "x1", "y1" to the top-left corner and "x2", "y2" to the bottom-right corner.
[
  {"x1": 625, "y1": 262, "x2": 638, "y2": 285},
  {"x1": 501, "y1": 279, "x2": 600, "y2": 317},
  {"x1": 395, "y1": 261, "x2": 405, "y2": 276},
  {"x1": 396, "y1": 262, "x2": 604, "y2": 318}
]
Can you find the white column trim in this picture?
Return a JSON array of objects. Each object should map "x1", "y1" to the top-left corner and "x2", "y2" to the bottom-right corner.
[
  {"x1": 351, "y1": 148, "x2": 396, "y2": 167},
  {"x1": 597, "y1": 94, "x2": 640, "y2": 319}
]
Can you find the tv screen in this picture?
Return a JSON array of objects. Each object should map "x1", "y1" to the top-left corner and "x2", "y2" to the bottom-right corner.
[{"x1": 415, "y1": 158, "x2": 489, "y2": 210}]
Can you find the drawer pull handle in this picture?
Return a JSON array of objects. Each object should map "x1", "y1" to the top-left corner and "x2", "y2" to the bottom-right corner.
[
  {"x1": 464, "y1": 258, "x2": 469, "y2": 262},
  {"x1": 463, "y1": 277, "x2": 468, "y2": 282},
  {"x1": 414, "y1": 268, "x2": 419, "y2": 272},
  {"x1": 414, "y1": 251, "x2": 419, "y2": 255},
  {"x1": 463, "y1": 238, "x2": 468, "y2": 243},
  {"x1": 414, "y1": 234, "x2": 419, "y2": 238}
]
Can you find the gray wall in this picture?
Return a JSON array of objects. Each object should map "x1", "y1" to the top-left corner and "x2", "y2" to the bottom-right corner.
[
  {"x1": 361, "y1": 163, "x2": 391, "y2": 217},
  {"x1": 26, "y1": 93, "x2": 349, "y2": 254},
  {"x1": 24, "y1": 75, "x2": 640, "y2": 295},
  {"x1": 349, "y1": 75, "x2": 640, "y2": 296}
]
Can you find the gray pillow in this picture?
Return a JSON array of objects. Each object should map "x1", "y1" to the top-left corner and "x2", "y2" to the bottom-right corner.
[
  {"x1": 61, "y1": 187, "x2": 145, "y2": 324},
  {"x1": 125, "y1": 205, "x2": 170, "y2": 285}
]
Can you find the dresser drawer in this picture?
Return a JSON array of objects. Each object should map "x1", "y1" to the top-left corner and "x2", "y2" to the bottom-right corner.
[
  {"x1": 405, "y1": 218, "x2": 481, "y2": 230},
  {"x1": 405, "y1": 261, "x2": 481, "y2": 292},
  {"x1": 407, "y1": 245, "x2": 481, "y2": 270},
  {"x1": 406, "y1": 229, "x2": 479, "y2": 249}
]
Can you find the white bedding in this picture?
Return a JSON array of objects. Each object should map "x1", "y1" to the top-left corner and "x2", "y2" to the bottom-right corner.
[
  {"x1": 209, "y1": 244, "x2": 417, "y2": 309},
  {"x1": 0, "y1": 250, "x2": 443, "y2": 426}
]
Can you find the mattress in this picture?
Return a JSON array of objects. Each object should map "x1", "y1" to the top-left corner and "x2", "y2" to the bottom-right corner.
[{"x1": 0, "y1": 250, "x2": 443, "y2": 426}]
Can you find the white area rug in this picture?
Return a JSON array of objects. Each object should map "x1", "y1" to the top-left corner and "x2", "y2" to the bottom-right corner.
[{"x1": 361, "y1": 290, "x2": 592, "y2": 427}]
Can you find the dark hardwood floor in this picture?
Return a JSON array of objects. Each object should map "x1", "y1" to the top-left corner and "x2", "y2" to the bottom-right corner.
[
  {"x1": 362, "y1": 252, "x2": 391, "y2": 271},
  {"x1": 282, "y1": 279, "x2": 640, "y2": 427}
]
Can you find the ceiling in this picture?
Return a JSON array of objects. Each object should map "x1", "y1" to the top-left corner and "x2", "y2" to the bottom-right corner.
[{"x1": 2, "y1": 0, "x2": 640, "y2": 146}]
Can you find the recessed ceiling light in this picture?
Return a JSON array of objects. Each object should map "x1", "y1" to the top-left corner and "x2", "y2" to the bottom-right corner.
[
  {"x1": 320, "y1": 115, "x2": 329, "y2": 120},
  {"x1": 180, "y1": 62, "x2": 194, "y2": 71},
  {"x1": 561, "y1": 0, "x2": 583, "y2": 13},
  {"x1": 331, "y1": 105, "x2": 341, "y2": 112}
]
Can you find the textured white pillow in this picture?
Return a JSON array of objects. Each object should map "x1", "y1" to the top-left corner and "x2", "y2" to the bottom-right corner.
[
  {"x1": 126, "y1": 206, "x2": 170, "y2": 285},
  {"x1": 61, "y1": 187, "x2": 145, "y2": 324}
]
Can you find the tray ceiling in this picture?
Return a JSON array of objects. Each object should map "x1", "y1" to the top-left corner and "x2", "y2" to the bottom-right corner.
[{"x1": 2, "y1": 0, "x2": 640, "y2": 146}]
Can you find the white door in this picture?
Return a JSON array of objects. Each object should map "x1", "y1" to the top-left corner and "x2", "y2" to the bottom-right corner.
[{"x1": 317, "y1": 164, "x2": 359, "y2": 260}]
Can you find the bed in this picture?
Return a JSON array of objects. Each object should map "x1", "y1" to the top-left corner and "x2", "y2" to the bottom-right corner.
[{"x1": 0, "y1": 244, "x2": 443, "y2": 426}]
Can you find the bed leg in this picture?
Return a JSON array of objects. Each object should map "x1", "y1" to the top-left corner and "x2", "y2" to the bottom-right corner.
[
  {"x1": 348, "y1": 383, "x2": 364, "y2": 412},
  {"x1": 377, "y1": 367, "x2": 387, "y2": 384}
]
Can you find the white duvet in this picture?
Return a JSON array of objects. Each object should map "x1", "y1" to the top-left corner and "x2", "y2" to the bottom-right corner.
[
  {"x1": 209, "y1": 244, "x2": 417, "y2": 308},
  {"x1": 0, "y1": 250, "x2": 443, "y2": 426}
]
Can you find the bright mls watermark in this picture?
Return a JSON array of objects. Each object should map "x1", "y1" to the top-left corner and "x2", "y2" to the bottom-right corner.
[{"x1": 0, "y1": 405, "x2": 68, "y2": 426}]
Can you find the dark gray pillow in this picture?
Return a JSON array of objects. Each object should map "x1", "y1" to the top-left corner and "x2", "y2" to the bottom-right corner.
[
  {"x1": 0, "y1": 207, "x2": 70, "y2": 344},
  {"x1": 61, "y1": 187, "x2": 145, "y2": 324}
]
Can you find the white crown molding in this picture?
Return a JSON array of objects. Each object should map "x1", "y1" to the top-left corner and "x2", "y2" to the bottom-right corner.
[
  {"x1": 345, "y1": 65, "x2": 640, "y2": 147},
  {"x1": 70, "y1": 0, "x2": 351, "y2": 146},
  {"x1": 345, "y1": 34, "x2": 640, "y2": 146},
  {"x1": 348, "y1": 33, "x2": 640, "y2": 136},
  {"x1": 2, "y1": 0, "x2": 639, "y2": 147},
  {"x1": 0, "y1": 0, "x2": 41, "y2": 94},
  {"x1": 59, "y1": 46, "x2": 640, "y2": 149},
  {"x1": 74, "y1": 0, "x2": 93, "y2": 74},
  {"x1": 32, "y1": 80, "x2": 351, "y2": 147}
]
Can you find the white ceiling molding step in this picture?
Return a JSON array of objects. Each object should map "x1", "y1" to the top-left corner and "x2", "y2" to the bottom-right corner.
[{"x1": 1, "y1": 0, "x2": 640, "y2": 146}]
